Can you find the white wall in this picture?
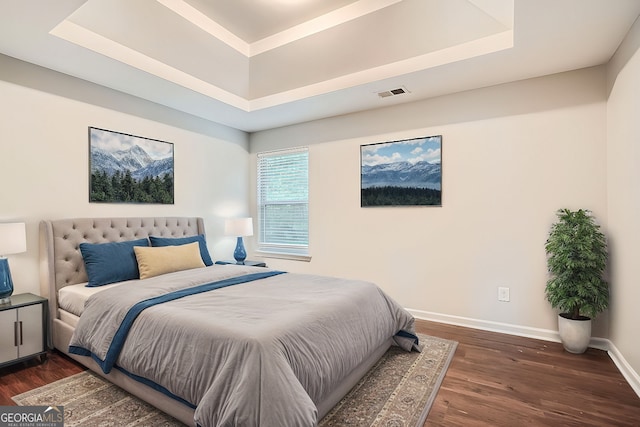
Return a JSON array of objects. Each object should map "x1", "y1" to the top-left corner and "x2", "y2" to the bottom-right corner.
[
  {"x1": 250, "y1": 66, "x2": 609, "y2": 337},
  {"x1": 0, "y1": 55, "x2": 251, "y2": 297},
  {"x1": 606, "y1": 16, "x2": 640, "y2": 385}
]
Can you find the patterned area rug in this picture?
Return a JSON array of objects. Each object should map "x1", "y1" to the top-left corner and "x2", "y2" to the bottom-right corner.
[
  {"x1": 12, "y1": 371, "x2": 182, "y2": 426},
  {"x1": 320, "y1": 335, "x2": 457, "y2": 427},
  {"x1": 13, "y1": 334, "x2": 456, "y2": 427}
]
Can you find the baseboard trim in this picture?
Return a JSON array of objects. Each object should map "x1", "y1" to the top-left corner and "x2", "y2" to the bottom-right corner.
[
  {"x1": 408, "y1": 308, "x2": 640, "y2": 398},
  {"x1": 607, "y1": 341, "x2": 640, "y2": 397},
  {"x1": 408, "y1": 308, "x2": 565, "y2": 343}
]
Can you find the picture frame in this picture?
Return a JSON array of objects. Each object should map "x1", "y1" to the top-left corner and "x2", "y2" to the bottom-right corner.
[
  {"x1": 89, "y1": 127, "x2": 174, "y2": 204},
  {"x1": 361, "y1": 135, "x2": 442, "y2": 207}
]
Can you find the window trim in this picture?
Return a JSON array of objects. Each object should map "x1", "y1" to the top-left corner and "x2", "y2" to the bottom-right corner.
[{"x1": 255, "y1": 250, "x2": 312, "y2": 262}]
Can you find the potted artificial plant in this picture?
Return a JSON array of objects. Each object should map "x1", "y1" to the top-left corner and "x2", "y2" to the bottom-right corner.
[{"x1": 544, "y1": 208, "x2": 609, "y2": 354}]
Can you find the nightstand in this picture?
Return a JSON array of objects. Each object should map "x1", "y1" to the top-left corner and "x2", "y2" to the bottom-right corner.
[
  {"x1": 215, "y1": 260, "x2": 267, "y2": 267},
  {"x1": 0, "y1": 293, "x2": 47, "y2": 368}
]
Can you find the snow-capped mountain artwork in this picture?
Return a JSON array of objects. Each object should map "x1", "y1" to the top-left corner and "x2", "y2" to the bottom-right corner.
[
  {"x1": 89, "y1": 127, "x2": 174, "y2": 204},
  {"x1": 360, "y1": 135, "x2": 442, "y2": 206}
]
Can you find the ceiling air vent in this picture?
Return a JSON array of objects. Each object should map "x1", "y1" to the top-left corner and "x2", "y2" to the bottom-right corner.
[{"x1": 377, "y1": 86, "x2": 409, "y2": 98}]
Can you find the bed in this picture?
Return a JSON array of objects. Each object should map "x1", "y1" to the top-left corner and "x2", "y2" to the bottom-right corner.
[{"x1": 40, "y1": 217, "x2": 418, "y2": 426}]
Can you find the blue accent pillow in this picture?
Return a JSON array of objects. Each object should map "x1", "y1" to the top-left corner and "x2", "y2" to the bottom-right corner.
[
  {"x1": 149, "y1": 235, "x2": 213, "y2": 266},
  {"x1": 80, "y1": 238, "x2": 149, "y2": 287}
]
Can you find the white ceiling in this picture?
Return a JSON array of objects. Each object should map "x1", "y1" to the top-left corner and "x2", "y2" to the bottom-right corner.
[{"x1": 0, "y1": 0, "x2": 639, "y2": 132}]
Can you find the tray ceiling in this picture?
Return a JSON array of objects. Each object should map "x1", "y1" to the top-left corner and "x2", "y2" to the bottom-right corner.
[{"x1": 0, "y1": 0, "x2": 639, "y2": 131}]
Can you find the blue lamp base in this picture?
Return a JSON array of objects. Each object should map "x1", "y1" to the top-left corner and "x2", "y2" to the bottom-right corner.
[
  {"x1": 233, "y1": 237, "x2": 247, "y2": 264},
  {"x1": 0, "y1": 257, "x2": 14, "y2": 305}
]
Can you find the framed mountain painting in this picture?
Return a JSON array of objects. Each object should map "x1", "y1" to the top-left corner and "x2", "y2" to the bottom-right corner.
[
  {"x1": 360, "y1": 135, "x2": 442, "y2": 207},
  {"x1": 89, "y1": 127, "x2": 174, "y2": 204}
]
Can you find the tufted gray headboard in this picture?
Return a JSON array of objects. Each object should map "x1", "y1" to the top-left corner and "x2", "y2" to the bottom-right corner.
[{"x1": 39, "y1": 217, "x2": 205, "y2": 314}]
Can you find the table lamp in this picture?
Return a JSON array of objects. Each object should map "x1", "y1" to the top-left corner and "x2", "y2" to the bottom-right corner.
[
  {"x1": 224, "y1": 218, "x2": 253, "y2": 264},
  {"x1": 0, "y1": 222, "x2": 27, "y2": 304}
]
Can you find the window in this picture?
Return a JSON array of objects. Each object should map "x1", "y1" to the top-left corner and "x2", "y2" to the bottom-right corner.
[{"x1": 257, "y1": 147, "x2": 309, "y2": 258}]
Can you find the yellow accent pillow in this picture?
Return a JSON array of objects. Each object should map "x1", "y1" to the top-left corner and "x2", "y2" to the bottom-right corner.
[{"x1": 134, "y1": 241, "x2": 205, "y2": 279}]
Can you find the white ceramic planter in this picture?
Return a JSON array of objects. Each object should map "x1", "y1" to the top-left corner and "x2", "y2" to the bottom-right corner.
[{"x1": 558, "y1": 314, "x2": 592, "y2": 354}]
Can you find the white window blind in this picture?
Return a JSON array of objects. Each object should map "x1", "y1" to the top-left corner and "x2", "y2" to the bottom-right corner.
[{"x1": 257, "y1": 147, "x2": 309, "y2": 256}]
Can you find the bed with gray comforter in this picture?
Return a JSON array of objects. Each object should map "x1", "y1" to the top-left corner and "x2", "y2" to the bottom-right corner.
[{"x1": 41, "y1": 217, "x2": 418, "y2": 427}]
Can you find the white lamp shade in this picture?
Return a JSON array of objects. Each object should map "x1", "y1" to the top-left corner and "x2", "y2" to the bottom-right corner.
[
  {"x1": 225, "y1": 218, "x2": 253, "y2": 237},
  {"x1": 0, "y1": 223, "x2": 27, "y2": 255}
]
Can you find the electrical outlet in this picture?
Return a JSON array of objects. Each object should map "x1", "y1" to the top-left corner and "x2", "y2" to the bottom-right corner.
[{"x1": 498, "y1": 287, "x2": 510, "y2": 302}]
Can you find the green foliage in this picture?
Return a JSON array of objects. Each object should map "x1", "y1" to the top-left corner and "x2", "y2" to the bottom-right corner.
[
  {"x1": 545, "y1": 209, "x2": 608, "y2": 319},
  {"x1": 361, "y1": 186, "x2": 441, "y2": 206},
  {"x1": 90, "y1": 171, "x2": 173, "y2": 204}
]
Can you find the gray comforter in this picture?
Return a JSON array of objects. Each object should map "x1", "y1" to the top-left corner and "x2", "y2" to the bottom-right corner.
[{"x1": 69, "y1": 265, "x2": 418, "y2": 427}]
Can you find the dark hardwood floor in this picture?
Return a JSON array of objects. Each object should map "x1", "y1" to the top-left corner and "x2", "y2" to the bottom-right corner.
[
  {"x1": 0, "y1": 352, "x2": 84, "y2": 405},
  {"x1": 1, "y1": 319, "x2": 639, "y2": 426},
  {"x1": 417, "y1": 320, "x2": 640, "y2": 426}
]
